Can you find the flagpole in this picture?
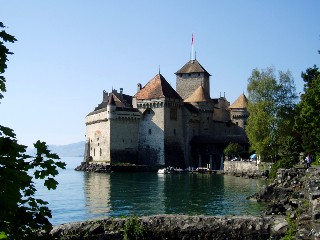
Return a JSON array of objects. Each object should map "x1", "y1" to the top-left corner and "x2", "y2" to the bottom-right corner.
[{"x1": 191, "y1": 34, "x2": 194, "y2": 61}]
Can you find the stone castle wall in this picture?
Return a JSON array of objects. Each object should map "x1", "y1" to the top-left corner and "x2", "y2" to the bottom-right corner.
[
  {"x1": 176, "y1": 73, "x2": 210, "y2": 99},
  {"x1": 137, "y1": 101, "x2": 165, "y2": 166},
  {"x1": 163, "y1": 101, "x2": 185, "y2": 167},
  {"x1": 85, "y1": 111, "x2": 111, "y2": 163},
  {"x1": 181, "y1": 108, "x2": 200, "y2": 167},
  {"x1": 109, "y1": 118, "x2": 139, "y2": 164},
  {"x1": 230, "y1": 108, "x2": 248, "y2": 129},
  {"x1": 213, "y1": 97, "x2": 230, "y2": 122}
]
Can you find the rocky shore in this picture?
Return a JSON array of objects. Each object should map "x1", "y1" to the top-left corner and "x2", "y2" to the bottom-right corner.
[
  {"x1": 75, "y1": 162, "x2": 159, "y2": 172},
  {"x1": 48, "y1": 215, "x2": 287, "y2": 240},
  {"x1": 46, "y1": 166, "x2": 320, "y2": 239},
  {"x1": 249, "y1": 166, "x2": 320, "y2": 239}
]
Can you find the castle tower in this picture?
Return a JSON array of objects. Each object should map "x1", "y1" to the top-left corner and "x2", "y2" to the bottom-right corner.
[
  {"x1": 133, "y1": 73, "x2": 185, "y2": 167},
  {"x1": 175, "y1": 59, "x2": 211, "y2": 100},
  {"x1": 184, "y1": 85, "x2": 214, "y2": 135},
  {"x1": 106, "y1": 94, "x2": 116, "y2": 119},
  {"x1": 229, "y1": 93, "x2": 249, "y2": 129}
]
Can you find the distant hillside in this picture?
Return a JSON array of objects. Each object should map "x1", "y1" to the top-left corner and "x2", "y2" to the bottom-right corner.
[{"x1": 26, "y1": 141, "x2": 85, "y2": 157}]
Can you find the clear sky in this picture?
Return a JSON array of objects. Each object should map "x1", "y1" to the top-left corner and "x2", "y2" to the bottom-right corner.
[{"x1": 1, "y1": 1, "x2": 319, "y2": 147}]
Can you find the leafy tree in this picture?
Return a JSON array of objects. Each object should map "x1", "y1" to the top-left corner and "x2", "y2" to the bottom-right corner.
[
  {"x1": 246, "y1": 67, "x2": 298, "y2": 162},
  {"x1": 295, "y1": 65, "x2": 320, "y2": 154},
  {"x1": 0, "y1": 22, "x2": 16, "y2": 100},
  {"x1": 0, "y1": 22, "x2": 66, "y2": 239},
  {"x1": 224, "y1": 143, "x2": 243, "y2": 159}
]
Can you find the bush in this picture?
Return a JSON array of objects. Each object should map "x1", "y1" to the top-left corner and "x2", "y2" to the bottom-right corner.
[
  {"x1": 123, "y1": 217, "x2": 145, "y2": 240},
  {"x1": 269, "y1": 158, "x2": 296, "y2": 180}
]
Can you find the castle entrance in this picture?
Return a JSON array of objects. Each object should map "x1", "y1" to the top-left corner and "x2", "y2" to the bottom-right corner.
[{"x1": 196, "y1": 153, "x2": 223, "y2": 170}]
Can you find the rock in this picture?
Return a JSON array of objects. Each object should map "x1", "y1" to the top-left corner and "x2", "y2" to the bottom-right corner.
[
  {"x1": 310, "y1": 192, "x2": 320, "y2": 200},
  {"x1": 46, "y1": 215, "x2": 285, "y2": 240},
  {"x1": 272, "y1": 220, "x2": 288, "y2": 232}
]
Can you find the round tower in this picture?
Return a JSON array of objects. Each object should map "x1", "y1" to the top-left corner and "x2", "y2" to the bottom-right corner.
[
  {"x1": 107, "y1": 94, "x2": 117, "y2": 119},
  {"x1": 229, "y1": 93, "x2": 249, "y2": 129}
]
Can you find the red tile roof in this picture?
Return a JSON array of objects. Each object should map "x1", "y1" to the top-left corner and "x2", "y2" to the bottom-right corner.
[{"x1": 134, "y1": 74, "x2": 182, "y2": 100}]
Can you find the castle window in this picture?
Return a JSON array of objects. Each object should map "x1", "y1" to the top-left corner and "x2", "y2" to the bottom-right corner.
[
  {"x1": 97, "y1": 137, "x2": 99, "y2": 141},
  {"x1": 174, "y1": 129, "x2": 176, "y2": 135},
  {"x1": 94, "y1": 148, "x2": 95, "y2": 156},
  {"x1": 198, "y1": 73, "x2": 201, "y2": 76},
  {"x1": 100, "y1": 148, "x2": 102, "y2": 156},
  {"x1": 149, "y1": 129, "x2": 152, "y2": 135},
  {"x1": 98, "y1": 143, "x2": 99, "y2": 146},
  {"x1": 188, "y1": 73, "x2": 191, "y2": 77},
  {"x1": 180, "y1": 74, "x2": 182, "y2": 77},
  {"x1": 236, "y1": 122, "x2": 238, "y2": 126},
  {"x1": 123, "y1": 139, "x2": 124, "y2": 143}
]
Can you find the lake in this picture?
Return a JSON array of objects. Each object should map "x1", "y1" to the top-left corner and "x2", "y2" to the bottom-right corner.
[{"x1": 35, "y1": 157, "x2": 267, "y2": 226}]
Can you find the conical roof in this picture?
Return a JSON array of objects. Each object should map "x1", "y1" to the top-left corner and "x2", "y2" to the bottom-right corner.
[
  {"x1": 134, "y1": 74, "x2": 182, "y2": 100},
  {"x1": 108, "y1": 93, "x2": 125, "y2": 107},
  {"x1": 108, "y1": 94, "x2": 116, "y2": 105},
  {"x1": 175, "y1": 59, "x2": 211, "y2": 76},
  {"x1": 184, "y1": 85, "x2": 211, "y2": 103},
  {"x1": 229, "y1": 93, "x2": 248, "y2": 109}
]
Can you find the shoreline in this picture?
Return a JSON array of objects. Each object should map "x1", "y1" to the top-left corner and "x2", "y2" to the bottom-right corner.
[
  {"x1": 48, "y1": 214, "x2": 287, "y2": 240},
  {"x1": 46, "y1": 165, "x2": 320, "y2": 239}
]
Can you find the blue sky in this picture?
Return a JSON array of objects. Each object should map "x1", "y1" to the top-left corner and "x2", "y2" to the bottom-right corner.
[{"x1": 1, "y1": 1, "x2": 319, "y2": 147}]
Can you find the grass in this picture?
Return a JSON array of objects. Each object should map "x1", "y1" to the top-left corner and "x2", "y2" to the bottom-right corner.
[
  {"x1": 123, "y1": 216, "x2": 145, "y2": 240},
  {"x1": 280, "y1": 213, "x2": 298, "y2": 240}
]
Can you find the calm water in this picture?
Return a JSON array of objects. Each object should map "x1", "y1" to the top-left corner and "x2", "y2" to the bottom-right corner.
[{"x1": 35, "y1": 157, "x2": 267, "y2": 225}]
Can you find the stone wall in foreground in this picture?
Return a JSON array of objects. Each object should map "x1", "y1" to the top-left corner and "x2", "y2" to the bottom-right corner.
[
  {"x1": 48, "y1": 215, "x2": 287, "y2": 240},
  {"x1": 224, "y1": 161, "x2": 272, "y2": 178}
]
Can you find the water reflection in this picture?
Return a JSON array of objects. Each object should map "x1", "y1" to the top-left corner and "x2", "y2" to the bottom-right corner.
[
  {"x1": 108, "y1": 173, "x2": 165, "y2": 216},
  {"x1": 83, "y1": 172, "x2": 111, "y2": 217},
  {"x1": 82, "y1": 172, "x2": 266, "y2": 218},
  {"x1": 38, "y1": 158, "x2": 267, "y2": 225}
]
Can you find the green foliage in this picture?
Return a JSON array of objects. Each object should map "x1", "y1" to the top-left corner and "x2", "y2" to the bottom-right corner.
[
  {"x1": 0, "y1": 126, "x2": 66, "y2": 239},
  {"x1": 246, "y1": 67, "x2": 298, "y2": 162},
  {"x1": 277, "y1": 136, "x2": 300, "y2": 164},
  {"x1": 123, "y1": 217, "x2": 145, "y2": 240},
  {"x1": 280, "y1": 213, "x2": 298, "y2": 240},
  {"x1": 224, "y1": 143, "x2": 243, "y2": 158},
  {"x1": 295, "y1": 65, "x2": 320, "y2": 154},
  {"x1": 269, "y1": 158, "x2": 296, "y2": 180},
  {"x1": 0, "y1": 232, "x2": 7, "y2": 239},
  {"x1": 0, "y1": 21, "x2": 66, "y2": 239},
  {"x1": 0, "y1": 22, "x2": 17, "y2": 100},
  {"x1": 311, "y1": 153, "x2": 320, "y2": 166}
]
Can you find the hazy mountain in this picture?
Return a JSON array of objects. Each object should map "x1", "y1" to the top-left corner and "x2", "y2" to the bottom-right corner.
[{"x1": 26, "y1": 141, "x2": 85, "y2": 157}]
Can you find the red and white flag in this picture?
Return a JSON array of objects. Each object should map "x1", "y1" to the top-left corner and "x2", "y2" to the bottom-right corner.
[{"x1": 191, "y1": 34, "x2": 194, "y2": 60}]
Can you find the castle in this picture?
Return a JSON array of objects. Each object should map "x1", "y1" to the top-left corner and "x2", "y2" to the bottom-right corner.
[{"x1": 84, "y1": 58, "x2": 249, "y2": 170}]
